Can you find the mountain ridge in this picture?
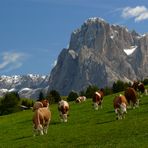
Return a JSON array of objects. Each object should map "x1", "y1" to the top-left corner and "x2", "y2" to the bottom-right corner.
[
  {"x1": 48, "y1": 17, "x2": 148, "y2": 95},
  {"x1": 0, "y1": 74, "x2": 49, "y2": 99}
]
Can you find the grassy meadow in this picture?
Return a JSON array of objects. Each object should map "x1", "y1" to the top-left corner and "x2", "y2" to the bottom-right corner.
[{"x1": 0, "y1": 92, "x2": 148, "y2": 148}]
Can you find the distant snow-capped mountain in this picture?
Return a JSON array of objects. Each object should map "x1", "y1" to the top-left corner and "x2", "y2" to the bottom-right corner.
[{"x1": 0, "y1": 74, "x2": 49, "y2": 99}]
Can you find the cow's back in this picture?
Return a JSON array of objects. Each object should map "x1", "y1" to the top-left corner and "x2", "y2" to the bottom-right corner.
[
  {"x1": 39, "y1": 108, "x2": 51, "y2": 121},
  {"x1": 33, "y1": 101, "x2": 43, "y2": 111},
  {"x1": 113, "y1": 95, "x2": 127, "y2": 108},
  {"x1": 33, "y1": 108, "x2": 51, "y2": 125},
  {"x1": 138, "y1": 83, "x2": 145, "y2": 93},
  {"x1": 124, "y1": 87, "x2": 137, "y2": 104},
  {"x1": 120, "y1": 95, "x2": 128, "y2": 105},
  {"x1": 113, "y1": 96, "x2": 121, "y2": 109}
]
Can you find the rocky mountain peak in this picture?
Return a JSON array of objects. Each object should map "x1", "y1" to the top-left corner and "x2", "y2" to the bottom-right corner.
[{"x1": 48, "y1": 17, "x2": 147, "y2": 95}]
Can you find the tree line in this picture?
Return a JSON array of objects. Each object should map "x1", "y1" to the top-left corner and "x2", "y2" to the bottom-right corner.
[{"x1": 0, "y1": 78, "x2": 147, "y2": 116}]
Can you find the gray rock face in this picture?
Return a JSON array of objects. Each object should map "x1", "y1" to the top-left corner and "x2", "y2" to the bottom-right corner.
[{"x1": 48, "y1": 17, "x2": 148, "y2": 95}]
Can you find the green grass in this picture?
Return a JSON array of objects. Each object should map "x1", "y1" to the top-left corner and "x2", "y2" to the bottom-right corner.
[{"x1": 0, "y1": 93, "x2": 148, "y2": 148}]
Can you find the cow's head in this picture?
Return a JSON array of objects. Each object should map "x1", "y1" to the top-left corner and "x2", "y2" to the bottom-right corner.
[
  {"x1": 41, "y1": 99, "x2": 49, "y2": 108},
  {"x1": 60, "y1": 112, "x2": 68, "y2": 122},
  {"x1": 61, "y1": 106, "x2": 69, "y2": 122},
  {"x1": 32, "y1": 102, "x2": 43, "y2": 111},
  {"x1": 76, "y1": 98, "x2": 81, "y2": 103},
  {"x1": 120, "y1": 103, "x2": 127, "y2": 114}
]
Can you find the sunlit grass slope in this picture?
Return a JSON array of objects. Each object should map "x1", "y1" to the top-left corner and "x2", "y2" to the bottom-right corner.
[{"x1": 0, "y1": 92, "x2": 148, "y2": 148}]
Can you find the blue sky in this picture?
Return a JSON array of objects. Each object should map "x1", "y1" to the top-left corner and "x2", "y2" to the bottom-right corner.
[{"x1": 0, "y1": 0, "x2": 148, "y2": 76}]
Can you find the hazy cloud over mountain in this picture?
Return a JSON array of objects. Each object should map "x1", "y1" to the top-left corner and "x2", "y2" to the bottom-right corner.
[{"x1": 0, "y1": 51, "x2": 27, "y2": 73}]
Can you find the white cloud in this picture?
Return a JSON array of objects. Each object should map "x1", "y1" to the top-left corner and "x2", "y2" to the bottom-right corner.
[
  {"x1": 0, "y1": 51, "x2": 26, "y2": 72},
  {"x1": 122, "y1": 6, "x2": 148, "y2": 22}
]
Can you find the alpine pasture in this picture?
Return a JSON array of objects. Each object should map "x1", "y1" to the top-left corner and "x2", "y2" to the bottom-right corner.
[{"x1": 0, "y1": 91, "x2": 148, "y2": 148}]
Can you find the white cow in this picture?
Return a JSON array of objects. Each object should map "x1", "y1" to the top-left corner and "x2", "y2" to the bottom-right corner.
[
  {"x1": 76, "y1": 96, "x2": 86, "y2": 103},
  {"x1": 58, "y1": 100, "x2": 69, "y2": 122}
]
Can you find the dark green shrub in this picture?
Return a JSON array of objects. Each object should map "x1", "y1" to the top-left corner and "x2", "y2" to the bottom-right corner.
[
  {"x1": 103, "y1": 86, "x2": 112, "y2": 96},
  {"x1": 38, "y1": 91, "x2": 45, "y2": 101},
  {"x1": 85, "y1": 85, "x2": 98, "y2": 98},
  {"x1": 67, "y1": 91, "x2": 78, "y2": 102},
  {"x1": 112, "y1": 80, "x2": 125, "y2": 93},
  {"x1": 46, "y1": 90, "x2": 61, "y2": 104},
  {"x1": 143, "y1": 79, "x2": 148, "y2": 85},
  {"x1": 0, "y1": 92, "x2": 20, "y2": 115},
  {"x1": 21, "y1": 99, "x2": 34, "y2": 108}
]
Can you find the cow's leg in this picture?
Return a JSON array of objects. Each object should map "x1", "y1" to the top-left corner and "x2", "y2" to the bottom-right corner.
[
  {"x1": 115, "y1": 109, "x2": 119, "y2": 120},
  {"x1": 115, "y1": 109, "x2": 123, "y2": 120},
  {"x1": 122, "y1": 111, "x2": 126, "y2": 119},
  {"x1": 33, "y1": 125, "x2": 38, "y2": 136},
  {"x1": 145, "y1": 89, "x2": 148, "y2": 96},
  {"x1": 33, "y1": 124, "x2": 43, "y2": 136},
  {"x1": 117, "y1": 113, "x2": 120, "y2": 120},
  {"x1": 43, "y1": 120, "x2": 50, "y2": 134},
  {"x1": 135, "y1": 99, "x2": 139, "y2": 108},
  {"x1": 120, "y1": 110, "x2": 124, "y2": 119},
  {"x1": 59, "y1": 112, "x2": 64, "y2": 122},
  {"x1": 129, "y1": 101, "x2": 135, "y2": 109},
  {"x1": 122, "y1": 109, "x2": 127, "y2": 119},
  {"x1": 94, "y1": 103, "x2": 98, "y2": 110},
  {"x1": 63, "y1": 114, "x2": 68, "y2": 122},
  {"x1": 33, "y1": 128, "x2": 39, "y2": 136},
  {"x1": 119, "y1": 111, "x2": 122, "y2": 120},
  {"x1": 37, "y1": 124, "x2": 44, "y2": 135}
]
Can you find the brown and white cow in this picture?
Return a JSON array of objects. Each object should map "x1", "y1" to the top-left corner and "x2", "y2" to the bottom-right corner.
[
  {"x1": 113, "y1": 94, "x2": 128, "y2": 120},
  {"x1": 124, "y1": 87, "x2": 139, "y2": 108},
  {"x1": 92, "y1": 89, "x2": 104, "y2": 110},
  {"x1": 32, "y1": 107, "x2": 51, "y2": 136},
  {"x1": 32, "y1": 99, "x2": 49, "y2": 111},
  {"x1": 76, "y1": 96, "x2": 86, "y2": 103},
  {"x1": 58, "y1": 100, "x2": 69, "y2": 122},
  {"x1": 132, "y1": 81, "x2": 145, "y2": 94}
]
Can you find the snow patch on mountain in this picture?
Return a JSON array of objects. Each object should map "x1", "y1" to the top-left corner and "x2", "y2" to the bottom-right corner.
[{"x1": 123, "y1": 46, "x2": 137, "y2": 55}]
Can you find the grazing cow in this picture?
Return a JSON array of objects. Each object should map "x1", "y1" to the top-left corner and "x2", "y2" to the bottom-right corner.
[
  {"x1": 32, "y1": 107, "x2": 51, "y2": 136},
  {"x1": 138, "y1": 82, "x2": 145, "y2": 94},
  {"x1": 124, "y1": 87, "x2": 139, "y2": 108},
  {"x1": 32, "y1": 99, "x2": 49, "y2": 111},
  {"x1": 113, "y1": 94, "x2": 128, "y2": 120},
  {"x1": 76, "y1": 96, "x2": 86, "y2": 103},
  {"x1": 58, "y1": 100, "x2": 69, "y2": 122},
  {"x1": 132, "y1": 81, "x2": 145, "y2": 94},
  {"x1": 92, "y1": 89, "x2": 104, "y2": 110}
]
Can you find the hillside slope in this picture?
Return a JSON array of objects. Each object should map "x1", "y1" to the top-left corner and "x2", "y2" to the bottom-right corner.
[{"x1": 0, "y1": 92, "x2": 148, "y2": 147}]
